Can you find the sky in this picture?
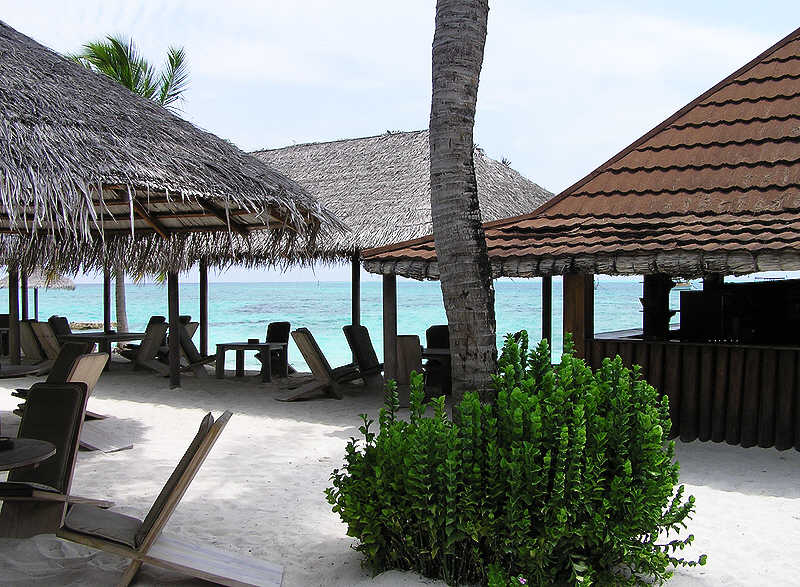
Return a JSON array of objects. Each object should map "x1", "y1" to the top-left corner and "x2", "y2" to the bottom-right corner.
[{"x1": 1, "y1": 1, "x2": 798, "y2": 283}]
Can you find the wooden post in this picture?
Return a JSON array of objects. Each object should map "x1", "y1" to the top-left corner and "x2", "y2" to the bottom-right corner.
[
  {"x1": 563, "y1": 273, "x2": 594, "y2": 360},
  {"x1": 33, "y1": 289, "x2": 39, "y2": 321},
  {"x1": 167, "y1": 270, "x2": 181, "y2": 388},
  {"x1": 382, "y1": 274, "x2": 397, "y2": 381},
  {"x1": 703, "y1": 273, "x2": 724, "y2": 341},
  {"x1": 542, "y1": 275, "x2": 552, "y2": 360},
  {"x1": 642, "y1": 274, "x2": 674, "y2": 340},
  {"x1": 351, "y1": 250, "x2": 361, "y2": 364},
  {"x1": 102, "y1": 266, "x2": 112, "y2": 333},
  {"x1": 8, "y1": 264, "x2": 20, "y2": 364},
  {"x1": 199, "y1": 257, "x2": 209, "y2": 357},
  {"x1": 20, "y1": 269, "x2": 28, "y2": 321},
  {"x1": 351, "y1": 250, "x2": 361, "y2": 329}
]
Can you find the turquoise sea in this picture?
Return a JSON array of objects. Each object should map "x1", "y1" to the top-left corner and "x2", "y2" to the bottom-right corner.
[{"x1": 24, "y1": 279, "x2": 683, "y2": 372}]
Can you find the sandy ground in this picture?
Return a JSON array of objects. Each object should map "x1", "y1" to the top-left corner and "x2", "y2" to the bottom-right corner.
[{"x1": 0, "y1": 364, "x2": 798, "y2": 586}]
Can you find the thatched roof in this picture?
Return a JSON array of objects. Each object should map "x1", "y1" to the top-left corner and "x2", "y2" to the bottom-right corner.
[
  {"x1": 0, "y1": 270, "x2": 74, "y2": 289},
  {"x1": 0, "y1": 21, "x2": 343, "y2": 272},
  {"x1": 252, "y1": 130, "x2": 552, "y2": 258},
  {"x1": 363, "y1": 26, "x2": 800, "y2": 280}
]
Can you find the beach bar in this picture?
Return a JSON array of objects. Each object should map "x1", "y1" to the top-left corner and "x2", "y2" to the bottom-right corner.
[{"x1": 362, "y1": 25, "x2": 800, "y2": 449}]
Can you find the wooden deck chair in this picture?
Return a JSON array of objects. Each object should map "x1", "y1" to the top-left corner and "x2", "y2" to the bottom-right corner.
[
  {"x1": 20, "y1": 320, "x2": 44, "y2": 362},
  {"x1": 127, "y1": 322, "x2": 170, "y2": 376},
  {"x1": 176, "y1": 322, "x2": 214, "y2": 377},
  {"x1": 48, "y1": 315, "x2": 72, "y2": 336},
  {"x1": 13, "y1": 342, "x2": 92, "y2": 401},
  {"x1": 31, "y1": 321, "x2": 62, "y2": 363},
  {"x1": 57, "y1": 411, "x2": 284, "y2": 587},
  {"x1": 283, "y1": 328, "x2": 360, "y2": 401},
  {"x1": 343, "y1": 325, "x2": 384, "y2": 388},
  {"x1": 0, "y1": 382, "x2": 112, "y2": 537},
  {"x1": 118, "y1": 316, "x2": 166, "y2": 359},
  {"x1": 255, "y1": 321, "x2": 293, "y2": 376}
]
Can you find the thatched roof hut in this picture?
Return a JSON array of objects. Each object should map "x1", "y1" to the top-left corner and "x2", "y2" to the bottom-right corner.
[
  {"x1": 0, "y1": 21, "x2": 342, "y2": 273},
  {"x1": 0, "y1": 270, "x2": 74, "y2": 290},
  {"x1": 252, "y1": 130, "x2": 552, "y2": 259}
]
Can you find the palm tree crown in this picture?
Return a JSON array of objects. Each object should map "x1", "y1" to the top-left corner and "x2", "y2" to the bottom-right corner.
[{"x1": 71, "y1": 36, "x2": 189, "y2": 111}]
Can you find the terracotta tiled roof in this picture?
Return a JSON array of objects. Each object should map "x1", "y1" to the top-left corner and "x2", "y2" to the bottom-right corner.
[{"x1": 363, "y1": 26, "x2": 800, "y2": 279}]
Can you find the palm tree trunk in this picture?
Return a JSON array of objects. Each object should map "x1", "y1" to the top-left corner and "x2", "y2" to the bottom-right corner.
[
  {"x1": 115, "y1": 264, "x2": 128, "y2": 333},
  {"x1": 429, "y1": 0, "x2": 496, "y2": 401}
]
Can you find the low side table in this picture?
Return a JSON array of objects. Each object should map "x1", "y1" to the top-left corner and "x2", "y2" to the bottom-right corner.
[
  {"x1": 215, "y1": 342, "x2": 288, "y2": 382},
  {"x1": 0, "y1": 438, "x2": 56, "y2": 471}
]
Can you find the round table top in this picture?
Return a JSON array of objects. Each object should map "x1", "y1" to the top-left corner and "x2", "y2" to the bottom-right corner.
[{"x1": 0, "y1": 438, "x2": 56, "y2": 471}]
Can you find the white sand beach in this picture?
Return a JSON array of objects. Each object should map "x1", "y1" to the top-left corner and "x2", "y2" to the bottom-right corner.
[{"x1": 0, "y1": 367, "x2": 798, "y2": 586}]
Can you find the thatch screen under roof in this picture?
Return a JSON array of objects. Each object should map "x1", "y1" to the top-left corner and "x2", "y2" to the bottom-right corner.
[
  {"x1": 0, "y1": 21, "x2": 342, "y2": 273},
  {"x1": 252, "y1": 130, "x2": 552, "y2": 260},
  {"x1": 0, "y1": 270, "x2": 74, "y2": 290},
  {"x1": 362, "y1": 26, "x2": 800, "y2": 280}
]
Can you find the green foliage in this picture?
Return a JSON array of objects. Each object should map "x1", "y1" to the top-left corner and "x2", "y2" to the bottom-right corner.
[
  {"x1": 70, "y1": 36, "x2": 189, "y2": 111},
  {"x1": 327, "y1": 331, "x2": 705, "y2": 585}
]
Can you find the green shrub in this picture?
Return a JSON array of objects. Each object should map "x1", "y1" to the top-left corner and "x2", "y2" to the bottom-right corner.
[{"x1": 326, "y1": 331, "x2": 705, "y2": 585}]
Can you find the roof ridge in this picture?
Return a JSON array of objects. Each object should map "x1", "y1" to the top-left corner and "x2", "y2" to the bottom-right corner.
[
  {"x1": 252, "y1": 130, "x2": 427, "y2": 154},
  {"x1": 480, "y1": 24, "x2": 800, "y2": 232}
]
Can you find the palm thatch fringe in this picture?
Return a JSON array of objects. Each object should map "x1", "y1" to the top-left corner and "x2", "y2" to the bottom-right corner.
[{"x1": 0, "y1": 21, "x2": 344, "y2": 270}]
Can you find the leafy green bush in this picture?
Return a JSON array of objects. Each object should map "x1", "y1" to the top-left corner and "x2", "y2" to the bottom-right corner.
[{"x1": 326, "y1": 331, "x2": 705, "y2": 585}]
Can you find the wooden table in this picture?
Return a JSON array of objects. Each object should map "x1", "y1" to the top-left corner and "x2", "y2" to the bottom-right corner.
[
  {"x1": 58, "y1": 331, "x2": 146, "y2": 370},
  {"x1": 0, "y1": 438, "x2": 56, "y2": 471},
  {"x1": 215, "y1": 342, "x2": 288, "y2": 383}
]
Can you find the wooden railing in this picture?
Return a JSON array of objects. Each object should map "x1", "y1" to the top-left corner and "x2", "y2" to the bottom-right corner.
[{"x1": 590, "y1": 336, "x2": 800, "y2": 451}]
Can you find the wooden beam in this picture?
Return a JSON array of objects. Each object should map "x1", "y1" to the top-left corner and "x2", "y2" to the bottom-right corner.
[
  {"x1": 382, "y1": 275, "x2": 397, "y2": 381},
  {"x1": 563, "y1": 273, "x2": 594, "y2": 360},
  {"x1": 642, "y1": 274, "x2": 674, "y2": 340},
  {"x1": 199, "y1": 258, "x2": 209, "y2": 357},
  {"x1": 542, "y1": 275, "x2": 552, "y2": 361},
  {"x1": 130, "y1": 199, "x2": 170, "y2": 239},
  {"x1": 8, "y1": 264, "x2": 20, "y2": 364},
  {"x1": 198, "y1": 200, "x2": 249, "y2": 236},
  {"x1": 103, "y1": 267, "x2": 112, "y2": 333},
  {"x1": 167, "y1": 271, "x2": 181, "y2": 388},
  {"x1": 351, "y1": 251, "x2": 361, "y2": 329}
]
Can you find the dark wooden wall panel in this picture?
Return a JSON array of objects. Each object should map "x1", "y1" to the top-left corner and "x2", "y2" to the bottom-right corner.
[
  {"x1": 679, "y1": 346, "x2": 700, "y2": 442},
  {"x1": 740, "y1": 349, "x2": 762, "y2": 448},
  {"x1": 711, "y1": 347, "x2": 730, "y2": 443},
  {"x1": 698, "y1": 346, "x2": 715, "y2": 442},
  {"x1": 758, "y1": 349, "x2": 778, "y2": 448},
  {"x1": 774, "y1": 350, "x2": 795, "y2": 451}
]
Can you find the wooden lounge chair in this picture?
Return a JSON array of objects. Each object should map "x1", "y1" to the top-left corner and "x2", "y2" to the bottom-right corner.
[
  {"x1": 0, "y1": 382, "x2": 112, "y2": 538},
  {"x1": 13, "y1": 342, "x2": 93, "y2": 401},
  {"x1": 57, "y1": 411, "x2": 284, "y2": 587},
  {"x1": 122, "y1": 322, "x2": 170, "y2": 376},
  {"x1": 30, "y1": 321, "x2": 62, "y2": 364},
  {"x1": 283, "y1": 328, "x2": 360, "y2": 401},
  {"x1": 118, "y1": 316, "x2": 166, "y2": 358},
  {"x1": 20, "y1": 320, "x2": 44, "y2": 362},
  {"x1": 343, "y1": 325, "x2": 384, "y2": 388},
  {"x1": 256, "y1": 321, "x2": 294, "y2": 376},
  {"x1": 48, "y1": 315, "x2": 72, "y2": 337},
  {"x1": 423, "y1": 324, "x2": 451, "y2": 395}
]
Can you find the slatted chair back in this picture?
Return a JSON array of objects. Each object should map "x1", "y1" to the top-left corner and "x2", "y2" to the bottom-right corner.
[
  {"x1": 8, "y1": 383, "x2": 88, "y2": 495},
  {"x1": 291, "y1": 328, "x2": 334, "y2": 383},
  {"x1": 425, "y1": 325, "x2": 450, "y2": 350},
  {"x1": 66, "y1": 353, "x2": 109, "y2": 395},
  {"x1": 134, "y1": 411, "x2": 232, "y2": 549},
  {"x1": 48, "y1": 316, "x2": 72, "y2": 337},
  {"x1": 266, "y1": 321, "x2": 291, "y2": 344},
  {"x1": 20, "y1": 320, "x2": 44, "y2": 361},
  {"x1": 137, "y1": 323, "x2": 169, "y2": 362},
  {"x1": 184, "y1": 322, "x2": 199, "y2": 340},
  {"x1": 343, "y1": 325, "x2": 381, "y2": 375},
  {"x1": 31, "y1": 322, "x2": 61, "y2": 360},
  {"x1": 46, "y1": 342, "x2": 93, "y2": 384}
]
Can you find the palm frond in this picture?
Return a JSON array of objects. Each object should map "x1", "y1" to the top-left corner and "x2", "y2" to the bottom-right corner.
[{"x1": 158, "y1": 46, "x2": 189, "y2": 110}]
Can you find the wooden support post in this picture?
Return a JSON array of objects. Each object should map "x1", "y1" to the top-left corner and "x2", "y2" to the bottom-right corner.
[
  {"x1": 542, "y1": 275, "x2": 552, "y2": 360},
  {"x1": 8, "y1": 264, "x2": 20, "y2": 364},
  {"x1": 351, "y1": 251, "x2": 361, "y2": 364},
  {"x1": 351, "y1": 251, "x2": 361, "y2": 329},
  {"x1": 20, "y1": 269, "x2": 28, "y2": 321},
  {"x1": 642, "y1": 274, "x2": 674, "y2": 340},
  {"x1": 167, "y1": 271, "x2": 181, "y2": 388},
  {"x1": 33, "y1": 289, "x2": 39, "y2": 321},
  {"x1": 382, "y1": 274, "x2": 397, "y2": 381},
  {"x1": 102, "y1": 267, "x2": 112, "y2": 333},
  {"x1": 199, "y1": 257, "x2": 209, "y2": 357},
  {"x1": 563, "y1": 273, "x2": 594, "y2": 360},
  {"x1": 703, "y1": 273, "x2": 724, "y2": 341}
]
